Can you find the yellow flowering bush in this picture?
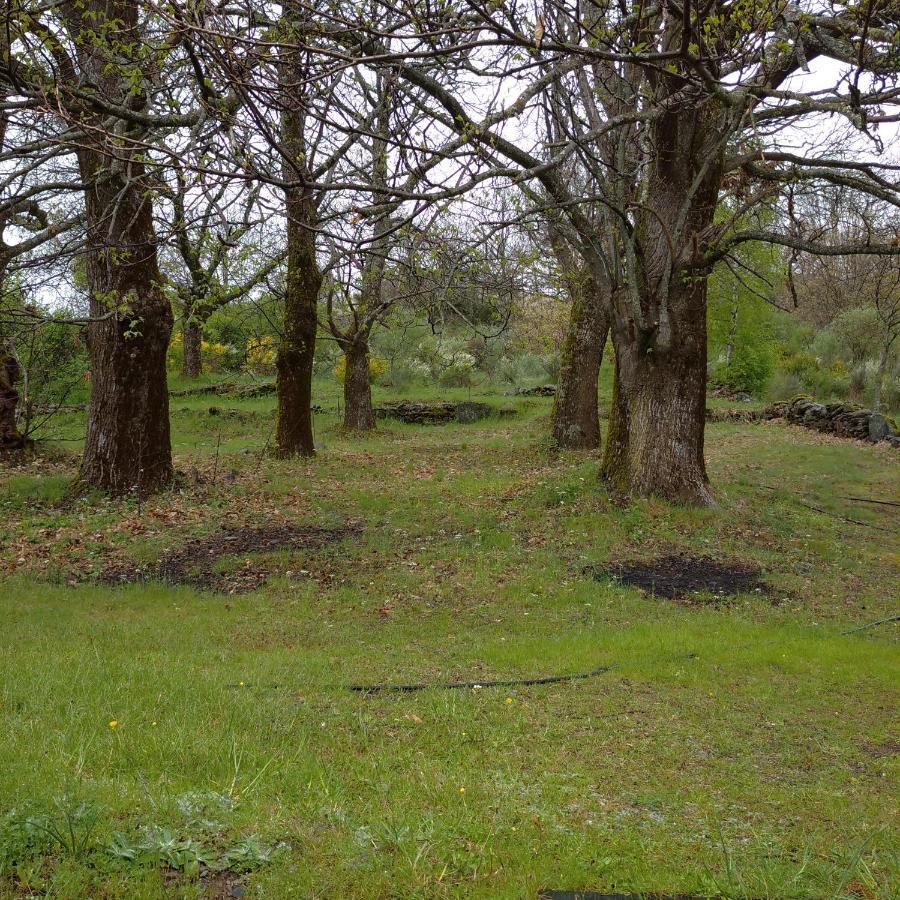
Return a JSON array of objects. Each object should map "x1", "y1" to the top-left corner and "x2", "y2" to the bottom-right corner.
[
  {"x1": 201, "y1": 340, "x2": 230, "y2": 372},
  {"x1": 334, "y1": 353, "x2": 388, "y2": 384},
  {"x1": 166, "y1": 331, "x2": 184, "y2": 370},
  {"x1": 245, "y1": 336, "x2": 278, "y2": 375}
]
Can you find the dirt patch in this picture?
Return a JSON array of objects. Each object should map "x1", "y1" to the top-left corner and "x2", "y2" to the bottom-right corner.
[
  {"x1": 162, "y1": 867, "x2": 245, "y2": 898},
  {"x1": 588, "y1": 554, "x2": 772, "y2": 603},
  {"x1": 101, "y1": 522, "x2": 360, "y2": 593},
  {"x1": 861, "y1": 738, "x2": 900, "y2": 758}
]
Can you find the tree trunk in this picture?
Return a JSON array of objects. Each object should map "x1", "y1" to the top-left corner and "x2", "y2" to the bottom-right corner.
[
  {"x1": 275, "y1": 238, "x2": 319, "y2": 457},
  {"x1": 343, "y1": 341, "x2": 375, "y2": 431},
  {"x1": 0, "y1": 344, "x2": 25, "y2": 449},
  {"x1": 603, "y1": 102, "x2": 723, "y2": 506},
  {"x1": 77, "y1": 182, "x2": 172, "y2": 496},
  {"x1": 599, "y1": 350, "x2": 629, "y2": 493},
  {"x1": 610, "y1": 281, "x2": 713, "y2": 506},
  {"x1": 181, "y1": 320, "x2": 202, "y2": 379},
  {"x1": 872, "y1": 342, "x2": 890, "y2": 414},
  {"x1": 275, "y1": 8, "x2": 321, "y2": 459},
  {"x1": 62, "y1": 0, "x2": 173, "y2": 495},
  {"x1": 552, "y1": 284, "x2": 609, "y2": 450}
]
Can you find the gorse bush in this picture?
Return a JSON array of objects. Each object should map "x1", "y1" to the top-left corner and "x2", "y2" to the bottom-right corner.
[
  {"x1": 334, "y1": 353, "x2": 389, "y2": 384},
  {"x1": 244, "y1": 336, "x2": 278, "y2": 375}
]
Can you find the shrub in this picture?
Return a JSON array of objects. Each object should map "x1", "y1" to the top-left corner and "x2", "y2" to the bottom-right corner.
[
  {"x1": 715, "y1": 345, "x2": 774, "y2": 396},
  {"x1": 334, "y1": 353, "x2": 389, "y2": 384},
  {"x1": 244, "y1": 336, "x2": 278, "y2": 375}
]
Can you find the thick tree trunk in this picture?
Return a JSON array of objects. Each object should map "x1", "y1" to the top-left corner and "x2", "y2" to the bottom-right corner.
[
  {"x1": 65, "y1": 0, "x2": 173, "y2": 495},
  {"x1": 602, "y1": 102, "x2": 722, "y2": 506},
  {"x1": 0, "y1": 345, "x2": 25, "y2": 449},
  {"x1": 275, "y1": 185, "x2": 320, "y2": 457},
  {"x1": 275, "y1": 11, "x2": 320, "y2": 459},
  {"x1": 343, "y1": 341, "x2": 375, "y2": 431},
  {"x1": 275, "y1": 260, "x2": 318, "y2": 457},
  {"x1": 608, "y1": 280, "x2": 713, "y2": 506},
  {"x1": 77, "y1": 155, "x2": 172, "y2": 495},
  {"x1": 181, "y1": 320, "x2": 202, "y2": 379},
  {"x1": 552, "y1": 285, "x2": 609, "y2": 450}
]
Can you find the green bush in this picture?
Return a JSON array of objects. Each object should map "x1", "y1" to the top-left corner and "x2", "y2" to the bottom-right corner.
[{"x1": 716, "y1": 345, "x2": 774, "y2": 395}]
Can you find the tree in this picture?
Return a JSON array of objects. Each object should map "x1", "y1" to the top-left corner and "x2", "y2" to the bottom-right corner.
[
  {"x1": 791, "y1": 197, "x2": 900, "y2": 411},
  {"x1": 543, "y1": 212, "x2": 610, "y2": 450},
  {"x1": 368, "y1": 0, "x2": 899, "y2": 503},
  {"x1": 160, "y1": 166, "x2": 281, "y2": 379},
  {"x1": 0, "y1": 1, "x2": 215, "y2": 492},
  {"x1": 0, "y1": 82, "x2": 80, "y2": 451}
]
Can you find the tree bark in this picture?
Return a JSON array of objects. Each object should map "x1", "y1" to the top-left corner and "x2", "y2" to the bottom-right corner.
[
  {"x1": 69, "y1": 2, "x2": 173, "y2": 495},
  {"x1": 275, "y1": 12, "x2": 321, "y2": 459},
  {"x1": 603, "y1": 102, "x2": 723, "y2": 506},
  {"x1": 599, "y1": 350, "x2": 630, "y2": 493},
  {"x1": 275, "y1": 209, "x2": 319, "y2": 456},
  {"x1": 609, "y1": 278, "x2": 713, "y2": 506},
  {"x1": 181, "y1": 319, "x2": 202, "y2": 379},
  {"x1": 0, "y1": 344, "x2": 25, "y2": 449},
  {"x1": 552, "y1": 284, "x2": 609, "y2": 450},
  {"x1": 342, "y1": 340, "x2": 375, "y2": 431},
  {"x1": 872, "y1": 342, "x2": 890, "y2": 413}
]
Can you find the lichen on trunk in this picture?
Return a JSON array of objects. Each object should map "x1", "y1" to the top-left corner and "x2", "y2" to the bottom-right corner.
[
  {"x1": 552, "y1": 284, "x2": 609, "y2": 450},
  {"x1": 181, "y1": 320, "x2": 203, "y2": 379},
  {"x1": 342, "y1": 341, "x2": 375, "y2": 431}
]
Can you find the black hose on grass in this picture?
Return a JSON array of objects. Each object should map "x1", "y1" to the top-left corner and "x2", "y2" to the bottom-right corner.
[
  {"x1": 841, "y1": 614, "x2": 900, "y2": 635},
  {"x1": 345, "y1": 613, "x2": 900, "y2": 694},
  {"x1": 751, "y1": 483, "x2": 898, "y2": 534},
  {"x1": 345, "y1": 664, "x2": 619, "y2": 694},
  {"x1": 227, "y1": 615, "x2": 897, "y2": 696}
]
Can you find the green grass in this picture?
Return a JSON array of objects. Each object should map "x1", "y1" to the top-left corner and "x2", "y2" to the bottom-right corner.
[{"x1": 1, "y1": 379, "x2": 898, "y2": 898}]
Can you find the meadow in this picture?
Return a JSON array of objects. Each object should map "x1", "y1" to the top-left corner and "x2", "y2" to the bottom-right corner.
[{"x1": 1, "y1": 378, "x2": 897, "y2": 899}]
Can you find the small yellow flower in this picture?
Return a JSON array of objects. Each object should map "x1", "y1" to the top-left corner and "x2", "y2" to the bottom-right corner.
[
  {"x1": 239, "y1": 681, "x2": 245, "y2": 687},
  {"x1": 459, "y1": 786, "x2": 465, "y2": 794},
  {"x1": 108, "y1": 720, "x2": 118, "y2": 729},
  {"x1": 151, "y1": 721, "x2": 157, "y2": 727},
  {"x1": 505, "y1": 697, "x2": 513, "y2": 704}
]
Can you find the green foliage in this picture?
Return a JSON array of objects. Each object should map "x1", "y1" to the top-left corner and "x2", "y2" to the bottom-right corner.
[
  {"x1": 717, "y1": 344, "x2": 774, "y2": 394},
  {"x1": 707, "y1": 237, "x2": 783, "y2": 398},
  {"x1": 0, "y1": 800, "x2": 99, "y2": 875},
  {"x1": 0, "y1": 289, "x2": 90, "y2": 427}
]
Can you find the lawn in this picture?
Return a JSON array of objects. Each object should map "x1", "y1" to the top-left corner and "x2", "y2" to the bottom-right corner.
[{"x1": 1, "y1": 381, "x2": 898, "y2": 899}]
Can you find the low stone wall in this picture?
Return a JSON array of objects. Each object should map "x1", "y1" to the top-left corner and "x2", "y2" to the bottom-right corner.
[
  {"x1": 375, "y1": 400, "x2": 502, "y2": 424},
  {"x1": 767, "y1": 398, "x2": 899, "y2": 445},
  {"x1": 708, "y1": 397, "x2": 899, "y2": 447}
]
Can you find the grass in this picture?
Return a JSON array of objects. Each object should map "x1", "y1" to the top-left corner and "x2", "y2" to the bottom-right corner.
[{"x1": 1, "y1": 377, "x2": 898, "y2": 898}]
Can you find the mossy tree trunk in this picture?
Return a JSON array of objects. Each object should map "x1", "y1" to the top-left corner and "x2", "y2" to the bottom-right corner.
[
  {"x1": 181, "y1": 318, "x2": 202, "y2": 379},
  {"x1": 275, "y1": 15, "x2": 321, "y2": 458},
  {"x1": 64, "y1": 1, "x2": 173, "y2": 495},
  {"x1": 342, "y1": 338, "x2": 375, "y2": 431},
  {"x1": 552, "y1": 283, "x2": 609, "y2": 450}
]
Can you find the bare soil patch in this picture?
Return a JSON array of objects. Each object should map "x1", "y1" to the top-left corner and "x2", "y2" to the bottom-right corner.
[
  {"x1": 101, "y1": 522, "x2": 360, "y2": 593},
  {"x1": 162, "y1": 867, "x2": 245, "y2": 899},
  {"x1": 588, "y1": 554, "x2": 772, "y2": 604}
]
